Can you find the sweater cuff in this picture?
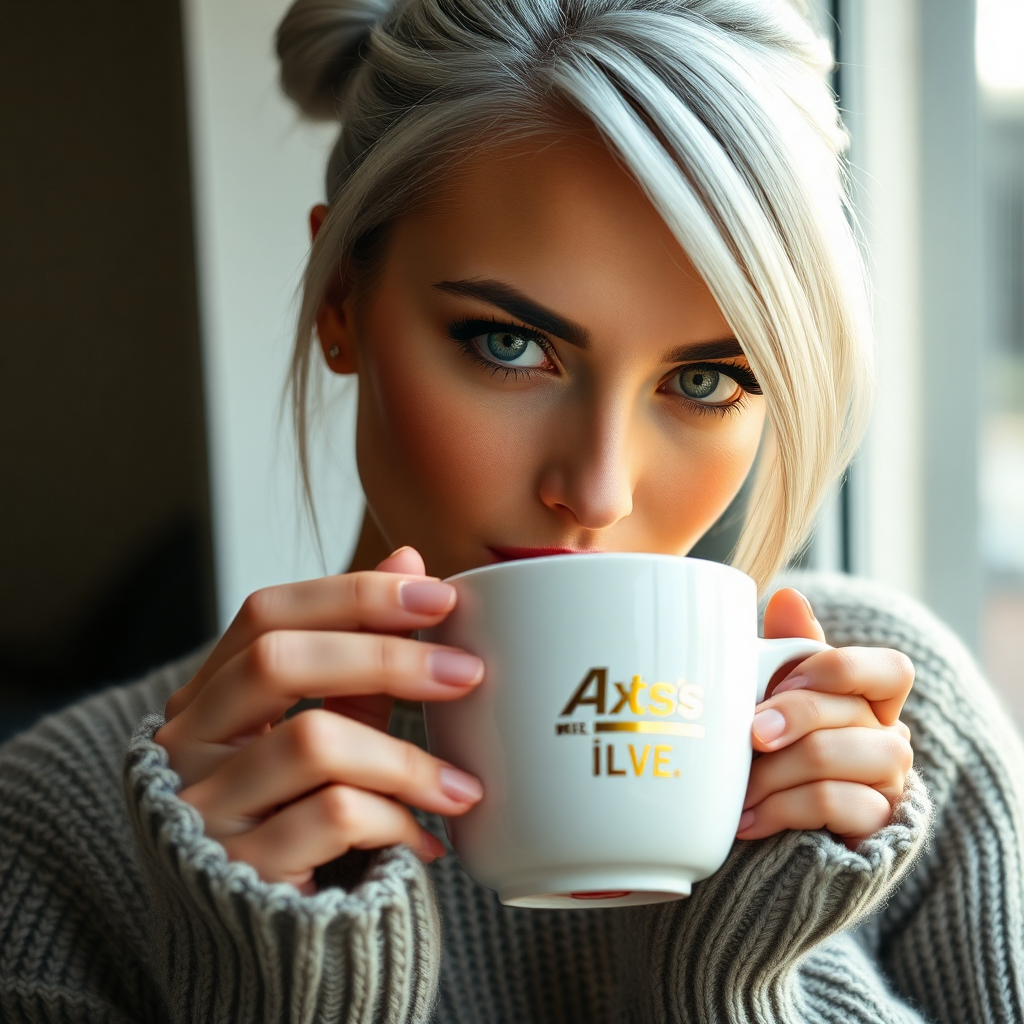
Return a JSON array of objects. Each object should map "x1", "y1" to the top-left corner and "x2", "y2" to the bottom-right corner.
[
  {"x1": 123, "y1": 713, "x2": 441, "y2": 1024},
  {"x1": 620, "y1": 768, "x2": 933, "y2": 1023}
]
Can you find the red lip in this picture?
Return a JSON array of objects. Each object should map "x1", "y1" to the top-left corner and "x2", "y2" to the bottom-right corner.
[{"x1": 488, "y1": 546, "x2": 599, "y2": 562}]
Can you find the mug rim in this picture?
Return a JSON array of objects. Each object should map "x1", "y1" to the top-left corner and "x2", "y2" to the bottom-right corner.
[{"x1": 443, "y1": 552, "x2": 752, "y2": 586}]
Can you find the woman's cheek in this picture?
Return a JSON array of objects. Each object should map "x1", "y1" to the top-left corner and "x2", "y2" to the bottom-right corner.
[
  {"x1": 354, "y1": 328, "x2": 539, "y2": 554},
  {"x1": 376, "y1": 371, "x2": 520, "y2": 497},
  {"x1": 641, "y1": 408, "x2": 765, "y2": 553}
]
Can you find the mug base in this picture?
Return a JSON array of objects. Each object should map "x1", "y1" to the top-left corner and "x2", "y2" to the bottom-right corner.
[{"x1": 498, "y1": 868, "x2": 693, "y2": 909}]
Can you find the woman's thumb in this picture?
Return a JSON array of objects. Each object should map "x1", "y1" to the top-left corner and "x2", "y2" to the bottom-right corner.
[
  {"x1": 375, "y1": 545, "x2": 427, "y2": 576},
  {"x1": 762, "y1": 587, "x2": 827, "y2": 643}
]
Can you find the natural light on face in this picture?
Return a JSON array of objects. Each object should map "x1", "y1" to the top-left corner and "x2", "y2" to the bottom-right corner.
[{"x1": 347, "y1": 131, "x2": 767, "y2": 579}]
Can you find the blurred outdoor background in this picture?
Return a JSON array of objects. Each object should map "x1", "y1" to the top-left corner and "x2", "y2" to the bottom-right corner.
[{"x1": 0, "y1": 0, "x2": 1021, "y2": 742}]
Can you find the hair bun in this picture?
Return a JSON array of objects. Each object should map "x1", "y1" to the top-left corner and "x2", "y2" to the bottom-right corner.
[{"x1": 276, "y1": 0, "x2": 392, "y2": 120}]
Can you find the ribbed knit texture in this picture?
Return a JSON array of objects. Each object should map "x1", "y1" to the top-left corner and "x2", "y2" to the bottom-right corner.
[{"x1": 0, "y1": 573, "x2": 1021, "y2": 1023}]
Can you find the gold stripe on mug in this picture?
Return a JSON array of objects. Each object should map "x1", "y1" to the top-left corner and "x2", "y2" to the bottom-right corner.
[{"x1": 594, "y1": 722, "x2": 706, "y2": 738}]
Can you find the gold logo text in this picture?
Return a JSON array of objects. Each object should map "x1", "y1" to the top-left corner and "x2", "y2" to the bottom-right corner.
[
  {"x1": 560, "y1": 668, "x2": 705, "y2": 722},
  {"x1": 592, "y1": 741, "x2": 678, "y2": 778}
]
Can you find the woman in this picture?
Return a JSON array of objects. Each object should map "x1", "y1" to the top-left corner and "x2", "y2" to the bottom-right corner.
[{"x1": 1, "y1": 0, "x2": 1021, "y2": 1021}]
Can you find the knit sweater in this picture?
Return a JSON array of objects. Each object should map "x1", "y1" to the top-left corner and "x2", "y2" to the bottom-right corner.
[{"x1": 1, "y1": 572, "x2": 1022, "y2": 1023}]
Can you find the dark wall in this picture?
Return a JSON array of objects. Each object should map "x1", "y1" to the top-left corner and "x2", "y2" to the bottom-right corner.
[{"x1": 0, "y1": 0, "x2": 215, "y2": 737}]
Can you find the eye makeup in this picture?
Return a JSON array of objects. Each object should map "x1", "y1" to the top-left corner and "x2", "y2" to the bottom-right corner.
[
  {"x1": 447, "y1": 317, "x2": 558, "y2": 378},
  {"x1": 436, "y1": 279, "x2": 590, "y2": 349},
  {"x1": 657, "y1": 360, "x2": 762, "y2": 417},
  {"x1": 671, "y1": 361, "x2": 762, "y2": 396},
  {"x1": 445, "y1": 316, "x2": 762, "y2": 413}
]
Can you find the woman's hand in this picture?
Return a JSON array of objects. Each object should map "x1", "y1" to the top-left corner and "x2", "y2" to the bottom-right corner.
[
  {"x1": 737, "y1": 588, "x2": 915, "y2": 848},
  {"x1": 154, "y1": 546, "x2": 485, "y2": 894}
]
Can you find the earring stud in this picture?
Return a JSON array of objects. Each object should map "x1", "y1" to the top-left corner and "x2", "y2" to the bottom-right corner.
[{"x1": 328, "y1": 345, "x2": 340, "y2": 359}]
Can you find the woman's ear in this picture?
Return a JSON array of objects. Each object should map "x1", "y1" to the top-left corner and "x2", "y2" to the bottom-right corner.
[{"x1": 310, "y1": 203, "x2": 358, "y2": 375}]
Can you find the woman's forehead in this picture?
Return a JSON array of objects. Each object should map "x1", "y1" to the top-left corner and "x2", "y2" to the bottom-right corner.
[
  {"x1": 376, "y1": 138, "x2": 737, "y2": 366},
  {"x1": 386, "y1": 134, "x2": 733, "y2": 345}
]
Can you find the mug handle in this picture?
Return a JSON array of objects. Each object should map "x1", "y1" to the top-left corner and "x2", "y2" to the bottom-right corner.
[{"x1": 756, "y1": 637, "x2": 831, "y2": 703}]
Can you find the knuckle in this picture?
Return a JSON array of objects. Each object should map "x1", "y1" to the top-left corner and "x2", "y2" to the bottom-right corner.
[
  {"x1": 348, "y1": 571, "x2": 380, "y2": 613},
  {"x1": 238, "y1": 587, "x2": 281, "y2": 631},
  {"x1": 287, "y1": 709, "x2": 336, "y2": 762},
  {"x1": 854, "y1": 695, "x2": 876, "y2": 725},
  {"x1": 829, "y1": 645, "x2": 860, "y2": 678},
  {"x1": 791, "y1": 688, "x2": 827, "y2": 727},
  {"x1": 877, "y1": 728, "x2": 912, "y2": 768},
  {"x1": 867, "y1": 787, "x2": 894, "y2": 824},
  {"x1": 321, "y1": 785, "x2": 360, "y2": 833},
  {"x1": 894, "y1": 733, "x2": 915, "y2": 774},
  {"x1": 247, "y1": 631, "x2": 292, "y2": 683},
  {"x1": 801, "y1": 730, "x2": 833, "y2": 773},
  {"x1": 371, "y1": 635, "x2": 405, "y2": 681},
  {"x1": 810, "y1": 780, "x2": 841, "y2": 820},
  {"x1": 892, "y1": 650, "x2": 916, "y2": 687},
  {"x1": 398, "y1": 739, "x2": 427, "y2": 785}
]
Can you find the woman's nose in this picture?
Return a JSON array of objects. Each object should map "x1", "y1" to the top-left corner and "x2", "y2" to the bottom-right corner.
[{"x1": 537, "y1": 404, "x2": 635, "y2": 531}]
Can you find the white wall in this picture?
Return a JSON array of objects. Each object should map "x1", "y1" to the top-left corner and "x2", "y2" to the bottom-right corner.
[
  {"x1": 182, "y1": 0, "x2": 364, "y2": 628},
  {"x1": 842, "y1": 0, "x2": 925, "y2": 596}
]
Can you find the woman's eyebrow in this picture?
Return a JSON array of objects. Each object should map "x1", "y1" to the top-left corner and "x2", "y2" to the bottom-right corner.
[
  {"x1": 434, "y1": 279, "x2": 590, "y2": 349},
  {"x1": 662, "y1": 339, "x2": 746, "y2": 363},
  {"x1": 433, "y1": 280, "x2": 743, "y2": 363}
]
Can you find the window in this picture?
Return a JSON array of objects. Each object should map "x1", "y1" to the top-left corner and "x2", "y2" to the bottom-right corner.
[{"x1": 978, "y1": 0, "x2": 1024, "y2": 718}]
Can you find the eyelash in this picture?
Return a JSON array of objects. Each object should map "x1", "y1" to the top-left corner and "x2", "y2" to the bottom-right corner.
[
  {"x1": 445, "y1": 317, "x2": 762, "y2": 414},
  {"x1": 666, "y1": 361, "x2": 763, "y2": 419},
  {"x1": 447, "y1": 317, "x2": 556, "y2": 380}
]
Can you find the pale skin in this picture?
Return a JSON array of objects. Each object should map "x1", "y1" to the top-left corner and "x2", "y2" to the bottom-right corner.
[{"x1": 155, "y1": 132, "x2": 914, "y2": 894}]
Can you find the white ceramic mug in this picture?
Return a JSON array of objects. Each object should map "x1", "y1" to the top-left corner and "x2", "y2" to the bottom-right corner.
[{"x1": 423, "y1": 553, "x2": 827, "y2": 909}]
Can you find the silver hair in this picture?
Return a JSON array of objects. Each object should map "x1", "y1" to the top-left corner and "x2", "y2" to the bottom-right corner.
[{"x1": 277, "y1": 0, "x2": 873, "y2": 589}]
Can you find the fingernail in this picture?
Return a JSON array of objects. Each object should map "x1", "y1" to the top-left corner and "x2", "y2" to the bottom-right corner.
[
  {"x1": 439, "y1": 765, "x2": 483, "y2": 803},
  {"x1": 737, "y1": 809, "x2": 756, "y2": 834},
  {"x1": 400, "y1": 580, "x2": 455, "y2": 615},
  {"x1": 773, "y1": 673, "x2": 808, "y2": 695},
  {"x1": 419, "y1": 830, "x2": 447, "y2": 862},
  {"x1": 795, "y1": 590, "x2": 818, "y2": 621},
  {"x1": 752, "y1": 708, "x2": 786, "y2": 743},
  {"x1": 428, "y1": 650, "x2": 484, "y2": 687}
]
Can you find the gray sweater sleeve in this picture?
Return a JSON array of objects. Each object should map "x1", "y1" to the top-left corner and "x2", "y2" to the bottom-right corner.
[
  {"x1": 614, "y1": 573, "x2": 1024, "y2": 1024},
  {"x1": 805, "y1": 573, "x2": 1024, "y2": 1024},
  {"x1": 122, "y1": 711, "x2": 442, "y2": 1024},
  {"x1": 614, "y1": 766, "x2": 933, "y2": 1023}
]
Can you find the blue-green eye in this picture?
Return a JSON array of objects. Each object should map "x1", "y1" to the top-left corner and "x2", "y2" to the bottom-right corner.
[
  {"x1": 663, "y1": 366, "x2": 743, "y2": 405},
  {"x1": 474, "y1": 330, "x2": 548, "y2": 368},
  {"x1": 448, "y1": 318, "x2": 555, "y2": 374}
]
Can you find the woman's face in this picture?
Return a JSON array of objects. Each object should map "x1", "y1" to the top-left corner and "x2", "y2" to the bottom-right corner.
[{"x1": 322, "y1": 132, "x2": 766, "y2": 579}]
